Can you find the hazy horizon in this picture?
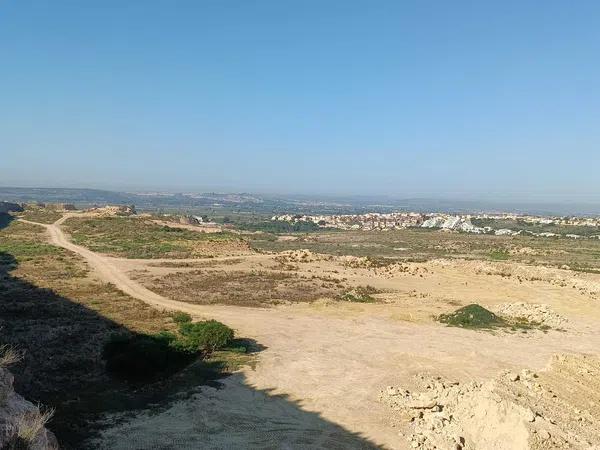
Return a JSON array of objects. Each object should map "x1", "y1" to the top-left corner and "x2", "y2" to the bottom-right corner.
[{"x1": 3, "y1": 185, "x2": 600, "y2": 217}]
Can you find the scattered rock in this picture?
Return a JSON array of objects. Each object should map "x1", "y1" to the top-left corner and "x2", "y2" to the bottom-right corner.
[
  {"x1": 494, "y1": 302, "x2": 567, "y2": 328},
  {"x1": 380, "y1": 355, "x2": 600, "y2": 450}
]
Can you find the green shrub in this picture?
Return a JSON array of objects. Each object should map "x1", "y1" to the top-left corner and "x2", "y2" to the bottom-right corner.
[
  {"x1": 179, "y1": 320, "x2": 234, "y2": 352},
  {"x1": 339, "y1": 286, "x2": 378, "y2": 303},
  {"x1": 172, "y1": 311, "x2": 192, "y2": 324},
  {"x1": 438, "y1": 304, "x2": 504, "y2": 329},
  {"x1": 489, "y1": 250, "x2": 510, "y2": 261},
  {"x1": 102, "y1": 331, "x2": 194, "y2": 381}
]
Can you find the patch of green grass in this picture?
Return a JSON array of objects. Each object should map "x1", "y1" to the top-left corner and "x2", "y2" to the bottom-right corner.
[
  {"x1": 489, "y1": 250, "x2": 510, "y2": 261},
  {"x1": 0, "y1": 241, "x2": 62, "y2": 260},
  {"x1": 438, "y1": 304, "x2": 505, "y2": 329}
]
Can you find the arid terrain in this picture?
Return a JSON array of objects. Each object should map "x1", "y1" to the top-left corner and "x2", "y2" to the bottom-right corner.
[{"x1": 3, "y1": 208, "x2": 600, "y2": 449}]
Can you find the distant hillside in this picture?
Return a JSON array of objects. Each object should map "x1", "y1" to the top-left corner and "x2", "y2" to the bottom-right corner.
[{"x1": 1, "y1": 187, "x2": 598, "y2": 216}]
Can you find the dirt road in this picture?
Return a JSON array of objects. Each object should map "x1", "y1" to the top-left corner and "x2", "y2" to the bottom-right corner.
[{"x1": 20, "y1": 217, "x2": 600, "y2": 449}]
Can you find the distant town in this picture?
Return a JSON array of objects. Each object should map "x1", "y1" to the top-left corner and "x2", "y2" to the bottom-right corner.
[{"x1": 271, "y1": 212, "x2": 600, "y2": 239}]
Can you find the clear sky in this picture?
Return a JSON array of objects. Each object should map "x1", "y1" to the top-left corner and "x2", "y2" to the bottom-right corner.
[{"x1": 1, "y1": 1, "x2": 599, "y2": 201}]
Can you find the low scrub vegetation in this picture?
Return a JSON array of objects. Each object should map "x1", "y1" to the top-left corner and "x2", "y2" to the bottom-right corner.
[
  {"x1": 339, "y1": 286, "x2": 379, "y2": 303},
  {"x1": 178, "y1": 320, "x2": 235, "y2": 352},
  {"x1": 234, "y1": 219, "x2": 322, "y2": 234},
  {"x1": 489, "y1": 250, "x2": 510, "y2": 261},
  {"x1": 438, "y1": 304, "x2": 504, "y2": 328},
  {"x1": 249, "y1": 227, "x2": 600, "y2": 273},
  {"x1": 171, "y1": 311, "x2": 192, "y2": 325},
  {"x1": 17, "y1": 208, "x2": 64, "y2": 224},
  {"x1": 103, "y1": 319, "x2": 235, "y2": 381},
  {"x1": 438, "y1": 304, "x2": 555, "y2": 333},
  {"x1": 0, "y1": 345, "x2": 24, "y2": 368},
  {"x1": 6, "y1": 407, "x2": 55, "y2": 450},
  {"x1": 143, "y1": 269, "x2": 347, "y2": 306},
  {"x1": 63, "y1": 216, "x2": 247, "y2": 258}
]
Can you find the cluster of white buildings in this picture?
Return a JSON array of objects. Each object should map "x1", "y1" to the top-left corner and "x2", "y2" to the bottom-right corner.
[
  {"x1": 271, "y1": 211, "x2": 600, "y2": 239},
  {"x1": 420, "y1": 215, "x2": 484, "y2": 233},
  {"x1": 271, "y1": 212, "x2": 424, "y2": 230},
  {"x1": 477, "y1": 213, "x2": 600, "y2": 228}
]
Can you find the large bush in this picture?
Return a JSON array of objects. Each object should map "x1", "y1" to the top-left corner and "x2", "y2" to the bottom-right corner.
[
  {"x1": 178, "y1": 320, "x2": 234, "y2": 352},
  {"x1": 102, "y1": 331, "x2": 194, "y2": 381},
  {"x1": 438, "y1": 304, "x2": 504, "y2": 329}
]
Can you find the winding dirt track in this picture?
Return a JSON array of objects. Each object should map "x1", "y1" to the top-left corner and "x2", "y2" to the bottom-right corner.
[{"x1": 21, "y1": 217, "x2": 205, "y2": 315}]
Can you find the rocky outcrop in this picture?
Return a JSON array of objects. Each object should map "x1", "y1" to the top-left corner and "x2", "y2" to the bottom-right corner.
[{"x1": 0, "y1": 368, "x2": 57, "y2": 449}]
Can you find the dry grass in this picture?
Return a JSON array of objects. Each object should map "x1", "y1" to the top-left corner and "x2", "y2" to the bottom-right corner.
[
  {"x1": 8, "y1": 406, "x2": 55, "y2": 448},
  {"x1": 141, "y1": 269, "x2": 348, "y2": 307},
  {"x1": 16, "y1": 208, "x2": 64, "y2": 224},
  {"x1": 147, "y1": 258, "x2": 243, "y2": 269},
  {"x1": 0, "y1": 345, "x2": 24, "y2": 368}
]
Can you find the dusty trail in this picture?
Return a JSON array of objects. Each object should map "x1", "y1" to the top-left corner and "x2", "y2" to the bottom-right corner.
[
  {"x1": 19, "y1": 217, "x2": 600, "y2": 449},
  {"x1": 21, "y1": 217, "x2": 206, "y2": 316}
]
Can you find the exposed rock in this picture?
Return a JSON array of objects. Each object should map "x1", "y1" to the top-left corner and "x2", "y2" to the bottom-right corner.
[
  {"x1": 380, "y1": 355, "x2": 600, "y2": 449},
  {"x1": 0, "y1": 368, "x2": 57, "y2": 449},
  {"x1": 494, "y1": 302, "x2": 567, "y2": 328}
]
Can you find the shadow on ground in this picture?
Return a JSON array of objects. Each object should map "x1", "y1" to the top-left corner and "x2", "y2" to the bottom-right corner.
[
  {"x1": 0, "y1": 213, "x2": 14, "y2": 230},
  {"x1": 0, "y1": 246, "x2": 382, "y2": 449}
]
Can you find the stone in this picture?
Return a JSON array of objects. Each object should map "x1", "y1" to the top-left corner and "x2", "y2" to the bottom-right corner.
[
  {"x1": 508, "y1": 372, "x2": 520, "y2": 382},
  {"x1": 539, "y1": 429, "x2": 551, "y2": 440}
]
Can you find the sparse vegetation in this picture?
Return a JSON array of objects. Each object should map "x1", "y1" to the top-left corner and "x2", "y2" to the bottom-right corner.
[
  {"x1": 17, "y1": 208, "x2": 64, "y2": 224},
  {"x1": 171, "y1": 311, "x2": 192, "y2": 324},
  {"x1": 6, "y1": 407, "x2": 55, "y2": 450},
  {"x1": 103, "y1": 319, "x2": 235, "y2": 380},
  {"x1": 438, "y1": 304, "x2": 505, "y2": 329},
  {"x1": 102, "y1": 331, "x2": 194, "y2": 381},
  {"x1": 439, "y1": 304, "x2": 558, "y2": 333},
  {"x1": 141, "y1": 269, "x2": 347, "y2": 306},
  {"x1": 339, "y1": 286, "x2": 379, "y2": 303},
  {"x1": 234, "y1": 219, "x2": 322, "y2": 233},
  {"x1": 63, "y1": 216, "x2": 247, "y2": 258},
  {"x1": 0, "y1": 345, "x2": 24, "y2": 368},
  {"x1": 249, "y1": 227, "x2": 600, "y2": 272},
  {"x1": 489, "y1": 250, "x2": 510, "y2": 261}
]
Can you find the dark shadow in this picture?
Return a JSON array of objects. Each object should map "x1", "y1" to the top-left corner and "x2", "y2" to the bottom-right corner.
[
  {"x1": 0, "y1": 213, "x2": 14, "y2": 230},
  {"x1": 0, "y1": 250, "x2": 383, "y2": 449}
]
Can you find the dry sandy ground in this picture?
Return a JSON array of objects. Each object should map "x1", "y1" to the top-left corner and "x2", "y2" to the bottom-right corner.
[{"x1": 22, "y1": 218, "x2": 600, "y2": 449}]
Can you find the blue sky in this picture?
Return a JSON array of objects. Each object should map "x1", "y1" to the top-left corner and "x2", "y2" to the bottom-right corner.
[{"x1": 1, "y1": 1, "x2": 599, "y2": 201}]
